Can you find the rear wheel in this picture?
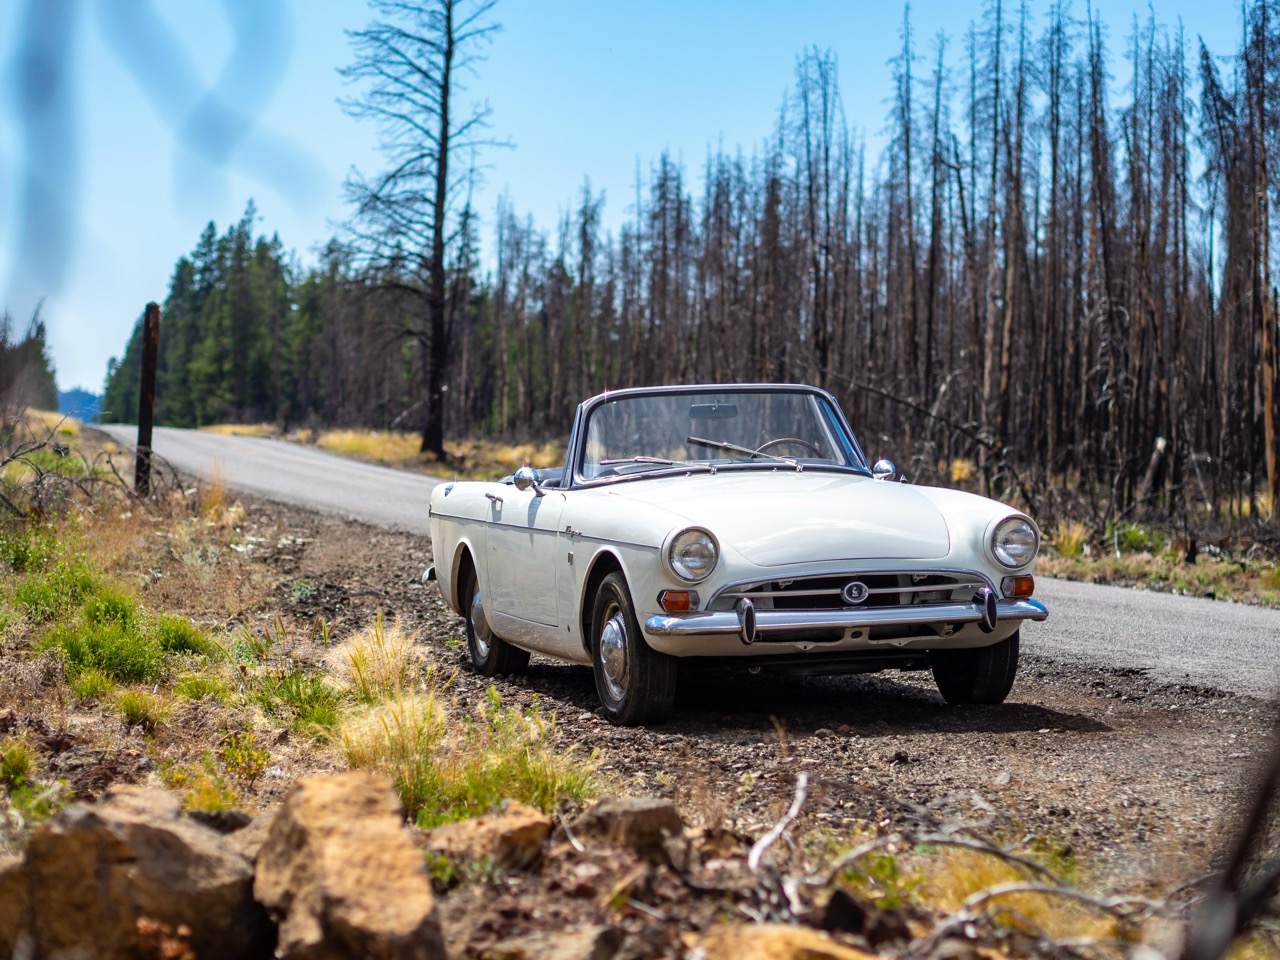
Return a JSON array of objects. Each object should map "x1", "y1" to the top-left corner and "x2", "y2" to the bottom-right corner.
[
  {"x1": 463, "y1": 569, "x2": 529, "y2": 677},
  {"x1": 591, "y1": 572, "x2": 677, "y2": 726},
  {"x1": 930, "y1": 630, "x2": 1019, "y2": 705}
]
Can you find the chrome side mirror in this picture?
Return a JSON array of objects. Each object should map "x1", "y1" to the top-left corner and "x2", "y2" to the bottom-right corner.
[
  {"x1": 872, "y1": 459, "x2": 896, "y2": 481},
  {"x1": 512, "y1": 465, "x2": 545, "y2": 497}
]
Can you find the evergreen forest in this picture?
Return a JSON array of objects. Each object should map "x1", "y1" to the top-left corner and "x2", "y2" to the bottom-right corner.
[{"x1": 101, "y1": 1, "x2": 1280, "y2": 529}]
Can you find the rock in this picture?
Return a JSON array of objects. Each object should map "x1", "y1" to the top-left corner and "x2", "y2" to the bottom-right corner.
[
  {"x1": 3, "y1": 785, "x2": 272, "y2": 960},
  {"x1": 254, "y1": 771, "x2": 445, "y2": 960},
  {"x1": 480, "y1": 924, "x2": 623, "y2": 960},
  {"x1": 571, "y1": 797, "x2": 686, "y2": 866},
  {"x1": 0, "y1": 853, "x2": 30, "y2": 960},
  {"x1": 426, "y1": 800, "x2": 551, "y2": 869},
  {"x1": 688, "y1": 923, "x2": 877, "y2": 960}
]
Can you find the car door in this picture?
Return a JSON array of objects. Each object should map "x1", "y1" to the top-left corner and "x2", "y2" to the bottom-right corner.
[{"x1": 485, "y1": 486, "x2": 566, "y2": 627}]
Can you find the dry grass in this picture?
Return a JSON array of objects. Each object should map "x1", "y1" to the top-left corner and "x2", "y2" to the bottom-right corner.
[
  {"x1": 198, "y1": 423, "x2": 278, "y2": 438},
  {"x1": 331, "y1": 612, "x2": 421, "y2": 704},
  {"x1": 1050, "y1": 519, "x2": 1091, "y2": 559}
]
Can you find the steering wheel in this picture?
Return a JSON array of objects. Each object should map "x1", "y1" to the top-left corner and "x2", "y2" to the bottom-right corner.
[{"x1": 754, "y1": 437, "x2": 822, "y2": 457}]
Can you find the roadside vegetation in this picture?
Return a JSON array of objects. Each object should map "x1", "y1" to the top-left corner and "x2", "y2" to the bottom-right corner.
[
  {"x1": 199, "y1": 422, "x2": 565, "y2": 480},
  {"x1": 1038, "y1": 516, "x2": 1280, "y2": 607},
  {"x1": 0, "y1": 411, "x2": 594, "y2": 852}
]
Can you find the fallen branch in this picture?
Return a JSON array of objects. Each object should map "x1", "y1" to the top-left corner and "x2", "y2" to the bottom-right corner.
[{"x1": 748, "y1": 772, "x2": 808, "y2": 873}]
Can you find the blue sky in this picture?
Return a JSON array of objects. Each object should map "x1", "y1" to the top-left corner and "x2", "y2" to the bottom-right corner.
[{"x1": 0, "y1": 1, "x2": 1245, "y2": 393}]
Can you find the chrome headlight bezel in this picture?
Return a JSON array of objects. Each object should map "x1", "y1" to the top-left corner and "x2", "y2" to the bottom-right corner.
[
  {"x1": 990, "y1": 516, "x2": 1040, "y2": 569},
  {"x1": 666, "y1": 527, "x2": 719, "y2": 583}
]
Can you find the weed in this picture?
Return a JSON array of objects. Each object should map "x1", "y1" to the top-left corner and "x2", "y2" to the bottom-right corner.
[
  {"x1": 291, "y1": 579, "x2": 316, "y2": 603},
  {"x1": 83, "y1": 587, "x2": 138, "y2": 628},
  {"x1": 0, "y1": 524, "x2": 56, "y2": 572},
  {"x1": 117, "y1": 689, "x2": 170, "y2": 732},
  {"x1": 175, "y1": 673, "x2": 230, "y2": 703},
  {"x1": 155, "y1": 614, "x2": 216, "y2": 657},
  {"x1": 220, "y1": 731, "x2": 270, "y2": 787},
  {"x1": 42, "y1": 620, "x2": 165, "y2": 683},
  {"x1": 158, "y1": 755, "x2": 240, "y2": 812},
  {"x1": 0, "y1": 737, "x2": 35, "y2": 787},
  {"x1": 336, "y1": 613, "x2": 417, "y2": 704},
  {"x1": 69, "y1": 666, "x2": 116, "y2": 700}
]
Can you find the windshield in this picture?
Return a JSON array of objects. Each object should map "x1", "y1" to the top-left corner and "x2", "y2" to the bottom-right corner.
[{"x1": 577, "y1": 388, "x2": 867, "y2": 481}]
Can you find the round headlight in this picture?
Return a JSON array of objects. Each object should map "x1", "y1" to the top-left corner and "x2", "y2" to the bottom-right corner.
[
  {"x1": 991, "y1": 516, "x2": 1039, "y2": 568},
  {"x1": 669, "y1": 528, "x2": 719, "y2": 582}
]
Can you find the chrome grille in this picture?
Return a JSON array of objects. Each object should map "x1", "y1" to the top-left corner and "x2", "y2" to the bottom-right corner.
[{"x1": 712, "y1": 570, "x2": 989, "y2": 612}]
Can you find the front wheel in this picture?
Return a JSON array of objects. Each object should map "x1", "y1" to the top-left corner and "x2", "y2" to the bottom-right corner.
[
  {"x1": 463, "y1": 573, "x2": 529, "y2": 677},
  {"x1": 591, "y1": 572, "x2": 677, "y2": 726},
  {"x1": 930, "y1": 630, "x2": 1019, "y2": 705}
]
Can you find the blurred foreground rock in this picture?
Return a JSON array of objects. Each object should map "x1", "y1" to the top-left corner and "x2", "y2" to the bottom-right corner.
[
  {"x1": 254, "y1": 771, "x2": 446, "y2": 960},
  {"x1": 0, "y1": 786, "x2": 272, "y2": 960}
]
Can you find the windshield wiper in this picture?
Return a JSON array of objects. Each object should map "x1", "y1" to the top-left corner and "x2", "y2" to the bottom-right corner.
[
  {"x1": 598, "y1": 456, "x2": 676, "y2": 466},
  {"x1": 686, "y1": 436, "x2": 799, "y2": 469}
]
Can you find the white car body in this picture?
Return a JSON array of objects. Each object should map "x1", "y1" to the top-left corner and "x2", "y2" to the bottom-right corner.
[{"x1": 428, "y1": 384, "x2": 1047, "y2": 724}]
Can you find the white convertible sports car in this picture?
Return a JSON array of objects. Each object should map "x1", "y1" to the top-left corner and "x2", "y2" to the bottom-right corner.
[{"x1": 426, "y1": 384, "x2": 1047, "y2": 725}]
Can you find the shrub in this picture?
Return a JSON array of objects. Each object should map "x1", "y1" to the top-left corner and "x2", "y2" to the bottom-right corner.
[
  {"x1": 220, "y1": 732, "x2": 270, "y2": 787},
  {"x1": 155, "y1": 615, "x2": 216, "y2": 657},
  {"x1": 117, "y1": 689, "x2": 170, "y2": 732}
]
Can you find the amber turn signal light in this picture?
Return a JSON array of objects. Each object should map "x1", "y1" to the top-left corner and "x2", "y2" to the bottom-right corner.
[
  {"x1": 1000, "y1": 575, "x2": 1035, "y2": 598},
  {"x1": 658, "y1": 590, "x2": 699, "y2": 612}
]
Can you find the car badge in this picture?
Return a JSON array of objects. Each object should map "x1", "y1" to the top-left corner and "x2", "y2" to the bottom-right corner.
[{"x1": 841, "y1": 580, "x2": 870, "y2": 604}]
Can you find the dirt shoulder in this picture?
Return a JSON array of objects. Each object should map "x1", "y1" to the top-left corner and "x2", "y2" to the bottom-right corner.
[{"x1": 250, "y1": 495, "x2": 1267, "y2": 888}]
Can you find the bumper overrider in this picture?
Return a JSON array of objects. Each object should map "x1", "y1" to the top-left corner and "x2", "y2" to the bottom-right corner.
[{"x1": 644, "y1": 586, "x2": 1048, "y2": 645}]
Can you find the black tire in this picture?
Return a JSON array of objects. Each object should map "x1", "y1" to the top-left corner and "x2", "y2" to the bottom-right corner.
[
  {"x1": 462, "y1": 568, "x2": 529, "y2": 677},
  {"x1": 930, "y1": 630, "x2": 1019, "y2": 705},
  {"x1": 590, "y1": 572, "x2": 677, "y2": 725}
]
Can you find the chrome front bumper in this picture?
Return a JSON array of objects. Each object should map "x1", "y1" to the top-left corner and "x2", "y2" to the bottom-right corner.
[{"x1": 644, "y1": 597, "x2": 1048, "y2": 643}]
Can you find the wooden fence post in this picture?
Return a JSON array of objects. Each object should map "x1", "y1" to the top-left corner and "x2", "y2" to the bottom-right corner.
[{"x1": 134, "y1": 302, "x2": 160, "y2": 496}]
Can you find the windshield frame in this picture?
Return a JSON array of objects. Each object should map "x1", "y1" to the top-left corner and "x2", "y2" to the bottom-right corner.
[{"x1": 564, "y1": 383, "x2": 872, "y2": 489}]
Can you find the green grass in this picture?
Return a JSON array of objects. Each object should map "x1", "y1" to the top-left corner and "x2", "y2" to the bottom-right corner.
[
  {"x1": 155, "y1": 614, "x2": 217, "y2": 657},
  {"x1": 0, "y1": 524, "x2": 57, "y2": 572},
  {"x1": 14, "y1": 559, "x2": 100, "y2": 622},
  {"x1": 39, "y1": 620, "x2": 165, "y2": 684},
  {"x1": 338, "y1": 685, "x2": 598, "y2": 827},
  {"x1": 0, "y1": 737, "x2": 36, "y2": 787},
  {"x1": 175, "y1": 672, "x2": 231, "y2": 703},
  {"x1": 83, "y1": 587, "x2": 138, "y2": 629},
  {"x1": 69, "y1": 666, "x2": 116, "y2": 700},
  {"x1": 117, "y1": 689, "x2": 170, "y2": 732},
  {"x1": 254, "y1": 667, "x2": 344, "y2": 734}
]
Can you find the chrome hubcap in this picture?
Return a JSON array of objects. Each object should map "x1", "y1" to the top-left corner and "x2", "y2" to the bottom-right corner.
[
  {"x1": 469, "y1": 587, "x2": 492, "y2": 660},
  {"x1": 598, "y1": 609, "x2": 629, "y2": 701}
]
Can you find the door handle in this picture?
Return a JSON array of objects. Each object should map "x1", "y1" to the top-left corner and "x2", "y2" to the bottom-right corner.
[{"x1": 485, "y1": 493, "x2": 504, "y2": 504}]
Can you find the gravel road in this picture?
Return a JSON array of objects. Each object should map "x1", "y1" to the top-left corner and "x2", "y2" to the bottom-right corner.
[{"x1": 98, "y1": 424, "x2": 1280, "y2": 701}]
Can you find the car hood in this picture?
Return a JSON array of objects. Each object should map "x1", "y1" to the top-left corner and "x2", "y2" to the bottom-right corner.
[{"x1": 602, "y1": 471, "x2": 951, "y2": 565}]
